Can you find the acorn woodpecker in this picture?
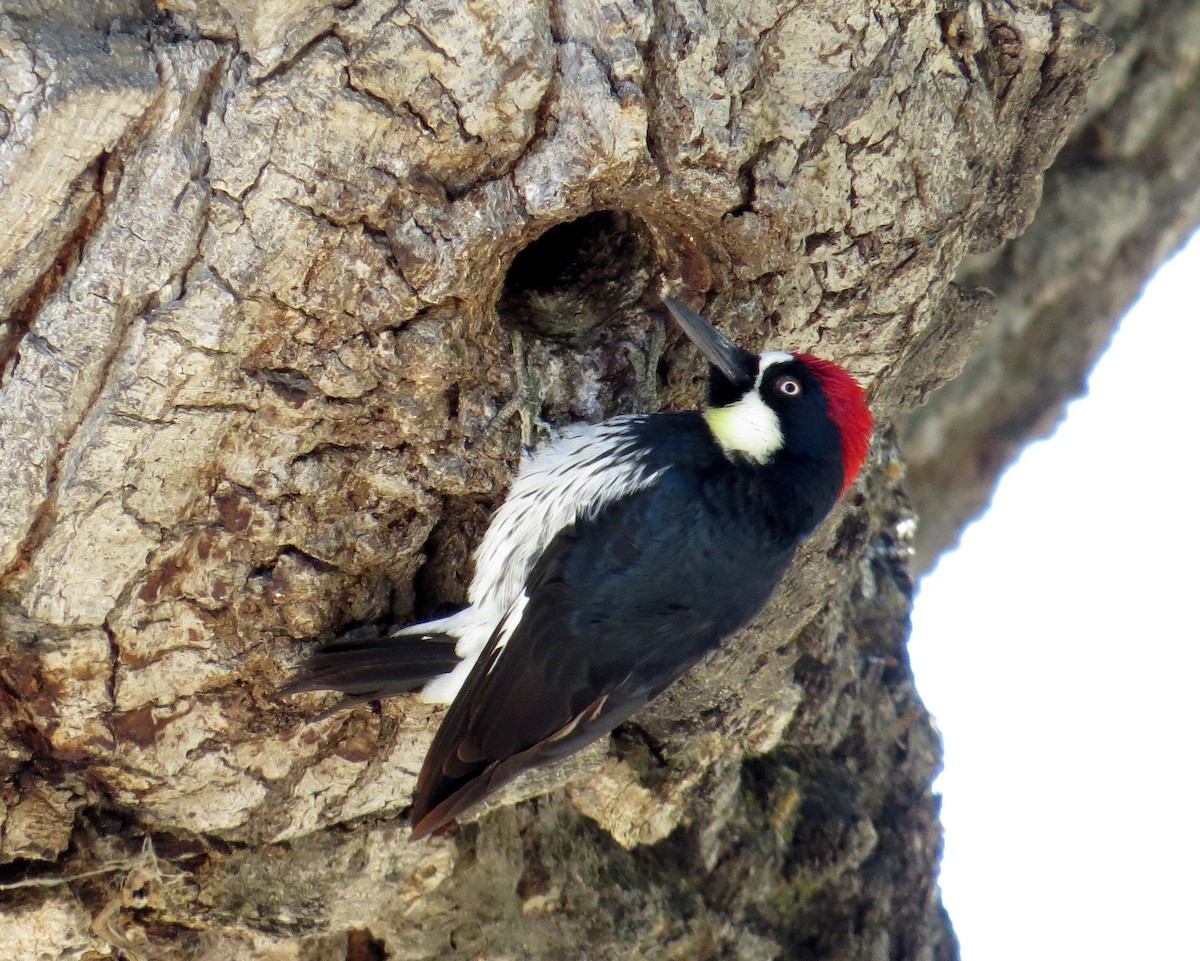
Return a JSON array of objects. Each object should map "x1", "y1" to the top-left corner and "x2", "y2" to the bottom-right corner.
[{"x1": 284, "y1": 297, "x2": 873, "y2": 839}]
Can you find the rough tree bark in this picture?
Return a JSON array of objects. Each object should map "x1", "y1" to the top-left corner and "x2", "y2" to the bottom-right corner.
[
  {"x1": 1, "y1": 0, "x2": 1186, "y2": 958},
  {"x1": 902, "y1": 1, "x2": 1200, "y2": 572}
]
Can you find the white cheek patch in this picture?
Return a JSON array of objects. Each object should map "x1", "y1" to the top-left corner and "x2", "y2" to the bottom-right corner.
[{"x1": 703, "y1": 354, "x2": 791, "y2": 463}]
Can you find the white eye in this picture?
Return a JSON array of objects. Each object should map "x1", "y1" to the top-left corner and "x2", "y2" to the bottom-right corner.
[{"x1": 776, "y1": 377, "x2": 801, "y2": 397}]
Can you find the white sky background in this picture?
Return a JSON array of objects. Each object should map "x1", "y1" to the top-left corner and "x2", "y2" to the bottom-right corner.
[{"x1": 908, "y1": 228, "x2": 1200, "y2": 961}]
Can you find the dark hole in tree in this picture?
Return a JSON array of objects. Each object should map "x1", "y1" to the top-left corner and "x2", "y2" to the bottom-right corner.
[
  {"x1": 345, "y1": 929, "x2": 387, "y2": 961},
  {"x1": 498, "y1": 210, "x2": 657, "y2": 340}
]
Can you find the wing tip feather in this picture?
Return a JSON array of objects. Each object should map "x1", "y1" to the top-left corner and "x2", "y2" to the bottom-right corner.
[{"x1": 409, "y1": 767, "x2": 503, "y2": 841}]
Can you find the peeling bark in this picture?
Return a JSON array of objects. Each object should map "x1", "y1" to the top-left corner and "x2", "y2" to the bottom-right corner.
[{"x1": 0, "y1": 0, "x2": 1146, "y2": 957}]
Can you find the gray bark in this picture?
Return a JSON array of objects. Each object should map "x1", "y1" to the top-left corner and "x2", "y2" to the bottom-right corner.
[
  {"x1": 902, "y1": 1, "x2": 1200, "y2": 572},
  {"x1": 0, "y1": 0, "x2": 1167, "y2": 957}
]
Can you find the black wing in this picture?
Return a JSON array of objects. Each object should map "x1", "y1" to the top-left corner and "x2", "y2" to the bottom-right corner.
[{"x1": 409, "y1": 468, "x2": 794, "y2": 838}]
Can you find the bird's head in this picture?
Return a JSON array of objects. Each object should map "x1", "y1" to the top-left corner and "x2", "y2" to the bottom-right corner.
[{"x1": 664, "y1": 297, "x2": 873, "y2": 494}]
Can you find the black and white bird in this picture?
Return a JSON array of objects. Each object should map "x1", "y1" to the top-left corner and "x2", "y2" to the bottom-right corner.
[{"x1": 284, "y1": 297, "x2": 873, "y2": 839}]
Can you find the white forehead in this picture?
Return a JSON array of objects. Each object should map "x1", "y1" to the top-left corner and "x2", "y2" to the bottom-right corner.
[{"x1": 756, "y1": 352, "x2": 796, "y2": 384}]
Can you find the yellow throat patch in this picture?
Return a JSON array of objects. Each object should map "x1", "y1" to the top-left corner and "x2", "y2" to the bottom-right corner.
[{"x1": 702, "y1": 393, "x2": 783, "y2": 464}]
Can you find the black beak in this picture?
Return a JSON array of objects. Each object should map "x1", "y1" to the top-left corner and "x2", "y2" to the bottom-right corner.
[{"x1": 663, "y1": 297, "x2": 757, "y2": 388}]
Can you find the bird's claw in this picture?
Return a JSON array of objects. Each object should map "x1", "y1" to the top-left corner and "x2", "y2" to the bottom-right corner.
[
  {"x1": 485, "y1": 329, "x2": 557, "y2": 450},
  {"x1": 619, "y1": 314, "x2": 667, "y2": 412}
]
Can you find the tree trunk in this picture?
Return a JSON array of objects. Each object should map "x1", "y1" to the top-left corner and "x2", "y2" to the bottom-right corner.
[
  {"x1": 902, "y1": 1, "x2": 1200, "y2": 573},
  {"x1": 0, "y1": 0, "x2": 1159, "y2": 958}
]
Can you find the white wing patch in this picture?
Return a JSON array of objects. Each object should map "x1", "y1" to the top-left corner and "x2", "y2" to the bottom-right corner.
[
  {"x1": 470, "y1": 417, "x2": 665, "y2": 618},
  {"x1": 418, "y1": 593, "x2": 528, "y2": 701},
  {"x1": 420, "y1": 657, "x2": 473, "y2": 704},
  {"x1": 410, "y1": 355, "x2": 796, "y2": 704},
  {"x1": 487, "y1": 591, "x2": 529, "y2": 671},
  {"x1": 413, "y1": 418, "x2": 663, "y2": 704}
]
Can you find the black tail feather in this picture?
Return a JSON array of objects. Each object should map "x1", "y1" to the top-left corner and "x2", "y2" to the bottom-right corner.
[{"x1": 279, "y1": 624, "x2": 460, "y2": 703}]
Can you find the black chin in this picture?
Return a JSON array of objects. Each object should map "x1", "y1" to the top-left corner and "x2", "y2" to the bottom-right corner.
[{"x1": 706, "y1": 365, "x2": 757, "y2": 408}]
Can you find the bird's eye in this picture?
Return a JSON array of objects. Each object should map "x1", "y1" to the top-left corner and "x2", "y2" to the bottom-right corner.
[{"x1": 776, "y1": 378, "x2": 801, "y2": 397}]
